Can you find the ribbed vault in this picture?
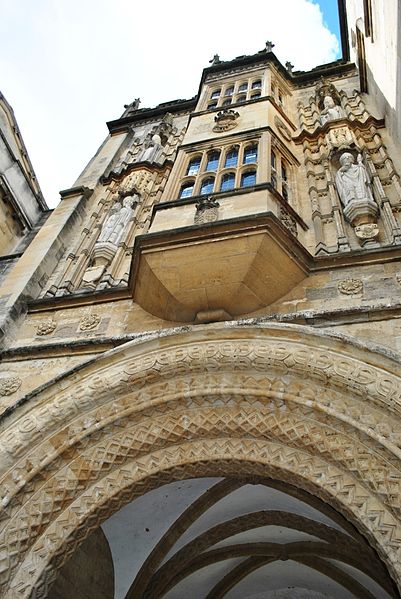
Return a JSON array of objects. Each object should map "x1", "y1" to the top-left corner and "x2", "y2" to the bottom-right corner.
[
  {"x1": 0, "y1": 323, "x2": 400, "y2": 598},
  {"x1": 107, "y1": 477, "x2": 396, "y2": 599}
]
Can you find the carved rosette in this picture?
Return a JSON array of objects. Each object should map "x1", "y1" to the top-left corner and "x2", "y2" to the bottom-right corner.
[
  {"x1": 354, "y1": 223, "x2": 380, "y2": 241},
  {"x1": 79, "y1": 313, "x2": 101, "y2": 331},
  {"x1": 36, "y1": 320, "x2": 57, "y2": 336},
  {"x1": 0, "y1": 376, "x2": 22, "y2": 396},
  {"x1": 338, "y1": 278, "x2": 363, "y2": 295}
]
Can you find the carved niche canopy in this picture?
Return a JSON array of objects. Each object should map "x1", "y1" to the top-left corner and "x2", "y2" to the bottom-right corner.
[{"x1": 315, "y1": 77, "x2": 342, "y2": 110}]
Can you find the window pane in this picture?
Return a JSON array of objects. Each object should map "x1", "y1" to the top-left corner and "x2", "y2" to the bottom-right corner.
[
  {"x1": 225, "y1": 149, "x2": 238, "y2": 168},
  {"x1": 225, "y1": 86, "x2": 234, "y2": 96},
  {"x1": 238, "y1": 83, "x2": 248, "y2": 92},
  {"x1": 271, "y1": 152, "x2": 277, "y2": 188},
  {"x1": 208, "y1": 102, "x2": 217, "y2": 110},
  {"x1": 243, "y1": 145, "x2": 258, "y2": 164},
  {"x1": 180, "y1": 183, "x2": 194, "y2": 199},
  {"x1": 220, "y1": 173, "x2": 235, "y2": 191},
  {"x1": 187, "y1": 157, "x2": 201, "y2": 176},
  {"x1": 211, "y1": 89, "x2": 221, "y2": 99},
  {"x1": 282, "y1": 183, "x2": 289, "y2": 201},
  {"x1": 200, "y1": 177, "x2": 215, "y2": 195},
  {"x1": 252, "y1": 80, "x2": 262, "y2": 89},
  {"x1": 241, "y1": 170, "x2": 256, "y2": 187},
  {"x1": 222, "y1": 99, "x2": 232, "y2": 106},
  {"x1": 236, "y1": 95, "x2": 246, "y2": 103},
  {"x1": 251, "y1": 92, "x2": 261, "y2": 100},
  {"x1": 206, "y1": 152, "x2": 220, "y2": 171}
]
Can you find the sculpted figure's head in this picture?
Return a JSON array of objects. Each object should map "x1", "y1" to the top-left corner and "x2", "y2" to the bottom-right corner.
[
  {"x1": 323, "y1": 95, "x2": 335, "y2": 109},
  {"x1": 151, "y1": 133, "x2": 162, "y2": 145},
  {"x1": 339, "y1": 152, "x2": 354, "y2": 168},
  {"x1": 123, "y1": 196, "x2": 134, "y2": 208}
]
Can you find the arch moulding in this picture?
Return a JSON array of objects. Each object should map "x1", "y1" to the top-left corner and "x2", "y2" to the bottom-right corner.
[{"x1": 1, "y1": 322, "x2": 401, "y2": 598}]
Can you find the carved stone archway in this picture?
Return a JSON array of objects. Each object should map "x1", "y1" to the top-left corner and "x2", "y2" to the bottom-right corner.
[{"x1": 1, "y1": 323, "x2": 401, "y2": 597}]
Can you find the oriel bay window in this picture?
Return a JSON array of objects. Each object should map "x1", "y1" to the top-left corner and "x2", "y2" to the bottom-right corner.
[
  {"x1": 178, "y1": 141, "x2": 259, "y2": 198},
  {"x1": 281, "y1": 162, "x2": 289, "y2": 200},
  {"x1": 243, "y1": 145, "x2": 258, "y2": 165},
  {"x1": 220, "y1": 172, "x2": 235, "y2": 192},
  {"x1": 270, "y1": 149, "x2": 292, "y2": 201},
  {"x1": 205, "y1": 77, "x2": 265, "y2": 109},
  {"x1": 206, "y1": 151, "x2": 220, "y2": 171},
  {"x1": 200, "y1": 177, "x2": 215, "y2": 195},
  {"x1": 187, "y1": 156, "x2": 201, "y2": 176},
  {"x1": 225, "y1": 148, "x2": 238, "y2": 168},
  {"x1": 241, "y1": 170, "x2": 257, "y2": 187},
  {"x1": 179, "y1": 181, "x2": 195, "y2": 199}
]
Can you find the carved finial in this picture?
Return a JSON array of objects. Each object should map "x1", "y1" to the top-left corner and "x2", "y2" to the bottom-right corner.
[
  {"x1": 209, "y1": 54, "x2": 221, "y2": 65},
  {"x1": 265, "y1": 41, "x2": 275, "y2": 52},
  {"x1": 285, "y1": 61, "x2": 294, "y2": 75},
  {"x1": 124, "y1": 98, "x2": 141, "y2": 110}
]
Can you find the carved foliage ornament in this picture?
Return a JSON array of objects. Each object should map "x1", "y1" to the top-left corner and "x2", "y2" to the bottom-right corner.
[
  {"x1": 354, "y1": 223, "x2": 379, "y2": 240},
  {"x1": 338, "y1": 278, "x2": 363, "y2": 295},
  {"x1": 36, "y1": 319, "x2": 57, "y2": 336},
  {"x1": 0, "y1": 376, "x2": 22, "y2": 396},
  {"x1": 213, "y1": 109, "x2": 240, "y2": 132},
  {"x1": 79, "y1": 313, "x2": 101, "y2": 331},
  {"x1": 279, "y1": 205, "x2": 297, "y2": 237}
]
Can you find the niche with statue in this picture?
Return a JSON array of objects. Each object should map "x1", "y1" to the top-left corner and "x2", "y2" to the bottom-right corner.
[
  {"x1": 315, "y1": 78, "x2": 344, "y2": 125},
  {"x1": 332, "y1": 149, "x2": 379, "y2": 245},
  {"x1": 81, "y1": 192, "x2": 140, "y2": 290}
]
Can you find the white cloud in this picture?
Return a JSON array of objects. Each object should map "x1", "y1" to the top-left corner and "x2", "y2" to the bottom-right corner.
[{"x1": 0, "y1": 0, "x2": 339, "y2": 208}]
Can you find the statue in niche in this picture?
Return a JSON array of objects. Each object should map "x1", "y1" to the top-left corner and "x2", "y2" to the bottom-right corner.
[
  {"x1": 97, "y1": 195, "x2": 138, "y2": 245},
  {"x1": 139, "y1": 133, "x2": 164, "y2": 164},
  {"x1": 315, "y1": 78, "x2": 343, "y2": 125},
  {"x1": 320, "y1": 95, "x2": 343, "y2": 124},
  {"x1": 335, "y1": 153, "x2": 374, "y2": 207},
  {"x1": 97, "y1": 205, "x2": 121, "y2": 243}
]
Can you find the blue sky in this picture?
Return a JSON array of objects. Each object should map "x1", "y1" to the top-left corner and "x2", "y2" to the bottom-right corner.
[
  {"x1": 316, "y1": 0, "x2": 342, "y2": 56},
  {"x1": 0, "y1": 0, "x2": 342, "y2": 208}
]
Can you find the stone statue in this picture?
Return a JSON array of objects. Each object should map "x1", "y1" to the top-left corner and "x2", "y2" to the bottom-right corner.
[
  {"x1": 124, "y1": 98, "x2": 140, "y2": 111},
  {"x1": 98, "y1": 205, "x2": 122, "y2": 243},
  {"x1": 139, "y1": 133, "x2": 164, "y2": 164},
  {"x1": 285, "y1": 61, "x2": 294, "y2": 75},
  {"x1": 209, "y1": 54, "x2": 221, "y2": 65},
  {"x1": 265, "y1": 41, "x2": 275, "y2": 52},
  {"x1": 97, "y1": 196, "x2": 137, "y2": 245},
  {"x1": 335, "y1": 153, "x2": 374, "y2": 207},
  {"x1": 320, "y1": 95, "x2": 343, "y2": 124}
]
